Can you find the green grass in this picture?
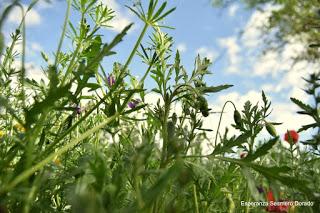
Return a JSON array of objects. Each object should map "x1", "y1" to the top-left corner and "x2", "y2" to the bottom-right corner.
[{"x1": 0, "y1": 0, "x2": 319, "y2": 212}]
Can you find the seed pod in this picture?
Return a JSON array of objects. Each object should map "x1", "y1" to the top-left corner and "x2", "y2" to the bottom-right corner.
[
  {"x1": 201, "y1": 109, "x2": 209, "y2": 117},
  {"x1": 198, "y1": 96, "x2": 209, "y2": 117},
  {"x1": 233, "y1": 110, "x2": 242, "y2": 127},
  {"x1": 172, "y1": 113, "x2": 177, "y2": 124},
  {"x1": 265, "y1": 122, "x2": 277, "y2": 137},
  {"x1": 167, "y1": 121, "x2": 175, "y2": 140}
]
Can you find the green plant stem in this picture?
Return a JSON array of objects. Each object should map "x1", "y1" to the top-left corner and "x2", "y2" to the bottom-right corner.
[
  {"x1": 193, "y1": 184, "x2": 200, "y2": 213},
  {"x1": 123, "y1": 23, "x2": 148, "y2": 73},
  {"x1": 213, "y1": 101, "x2": 236, "y2": 147},
  {"x1": 1, "y1": 113, "x2": 119, "y2": 194},
  {"x1": 60, "y1": 43, "x2": 81, "y2": 86},
  {"x1": 160, "y1": 102, "x2": 170, "y2": 168},
  {"x1": 19, "y1": 5, "x2": 27, "y2": 109},
  {"x1": 54, "y1": 0, "x2": 71, "y2": 66},
  {"x1": 60, "y1": 12, "x2": 85, "y2": 86}
]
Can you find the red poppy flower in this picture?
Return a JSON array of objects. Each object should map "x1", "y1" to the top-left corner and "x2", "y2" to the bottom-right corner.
[
  {"x1": 267, "y1": 190, "x2": 275, "y2": 202},
  {"x1": 266, "y1": 205, "x2": 288, "y2": 213},
  {"x1": 278, "y1": 203, "x2": 289, "y2": 212},
  {"x1": 284, "y1": 130, "x2": 299, "y2": 144},
  {"x1": 266, "y1": 191, "x2": 290, "y2": 213}
]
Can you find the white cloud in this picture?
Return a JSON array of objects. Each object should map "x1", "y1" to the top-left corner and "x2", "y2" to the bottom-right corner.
[
  {"x1": 218, "y1": 36, "x2": 241, "y2": 73},
  {"x1": 242, "y1": 5, "x2": 281, "y2": 48},
  {"x1": 228, "y1": 4, "x2": 239, "y2": 17},
  {"x1": 252, "y1": 50, "x2": 281, "y2": 77},
  {"x1": 250, "y1": 37, "x2": 318, "y2": 94},
  {"x1": 8, "y1": 5, "x2": 41, "y2": 26},
  {"x1": 195, "y1": 46, "x2": 217, "y2": 61},
  {"x1": 270, "y1": 101, "x2": 313, "y2": 135},
  {"x1": 30, "y1": 42, "x2": 43, "y2": 53},
  {"x1": 177, "y1": 43, "x2": 187, "y2": 53},
  {"x1": 36, "y1": 0, "x2": 53, "y2": 10},
  {"x1": 25, "y1": 62, "x2": 48, "y2": 83},
  {"x1": 5, "y1": 39, "x2": 43, "y2": 58}
]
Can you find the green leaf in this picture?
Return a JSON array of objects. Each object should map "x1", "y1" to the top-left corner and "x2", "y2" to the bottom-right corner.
[
  {"x1": 142, "y1": 160, "x2": 184, "y2": 208},
  {"x1": 244, "y1": 137, "x2": 279, "y2": 161},
  {"x1": 85, "y1": 83, "x2": 101, "y2": 91},
  {"x1": 290, "y1": 97, "x2": 314, "y2": 114},
  {"x1": 153, "y1": 7, "x2": 176, "y2": 23},
  {"x1": 152, "y1": 2, "x2": 167, "y2": 21},
  {"x1": 211, "y1": 132, "x2": 250, "y2": 155},
  {"x1": 199, "y1": 84, "x2": 233, "y2": 93},
  {"x1": 216, "y1": 157, "x2": 313, "y2": 197}
]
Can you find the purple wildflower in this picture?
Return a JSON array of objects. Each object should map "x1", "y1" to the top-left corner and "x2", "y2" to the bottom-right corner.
[
  {"x1": 128, "y1": 99, "x2": 141, "y2": 109},
  {"x1": 257, "y1": 186, "x2": 264, "y2": 194},
  {"x1": 107, "y1": 75, "x2": 115, "y2": 87},
  {"x1": 75, "y1": 106, "x2": 81, "y2": 115}
]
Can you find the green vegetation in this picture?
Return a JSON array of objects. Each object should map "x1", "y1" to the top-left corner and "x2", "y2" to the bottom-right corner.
[{"x1": 0, "y1": 0, "x2": 319, "y2": 212}]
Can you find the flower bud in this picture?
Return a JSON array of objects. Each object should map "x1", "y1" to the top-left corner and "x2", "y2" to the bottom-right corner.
[
  {"x1": 266, "y1": 122, "x2": 277, "y2": 137},
  {"x1": 197, "y1": 96, "x2": 209, "y2": 117},
  {"x1": 107, "y1": 75, "x2": 115, "y2": 87},
  {"x1": 284, "y1": 130, "x2": 299, "y2": 144},
  {"x1": 233, "y1": 110, "x2": 242, "y2": 127},
  {"x1": 128, "y1": 99, "x2": 141, "y2": 109}
]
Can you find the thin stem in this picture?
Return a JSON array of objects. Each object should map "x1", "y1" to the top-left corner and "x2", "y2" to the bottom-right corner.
[
  {"x1": 160, "y1": 103, "x2": 169, "y2": 168},
  {"x1": 123, "y1": 23, "x2": 148, "y2": 73},
  {"x1": 214, "y1": 100, "x2": 237, "y2": 147},
  {"x1": 193, "y1": 184, "x2": 200, "y2": 213},
  {"x1": 20, "y1": 7, "x2": 26, "y2": 110},
  {"x1": 54, "y1": 0, "x2": 71, "y2": 66},
  {"x1": 60, "y1": 12, "x2": 85, "y2": 86}
]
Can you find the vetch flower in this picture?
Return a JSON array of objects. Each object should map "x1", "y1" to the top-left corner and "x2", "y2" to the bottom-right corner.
[
  {"x1": 284, "y1": 130, "x2": 299, "y2": 144},
  {"x1": 257, "y1": 186, "x2": 264, "y2": 194},
  {"x1": 107, "y1": 75, "x2": 115, "y2": 87},
  {"x1": 128, "y1": 99, "x2": 141, "y2": 109},
  {"x1": 75, "y1": 106, "x2": 81, "y2": 115}
]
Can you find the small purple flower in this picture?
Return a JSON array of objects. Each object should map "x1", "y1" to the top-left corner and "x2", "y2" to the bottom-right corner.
[
  {"x1": 75, "y1": 106, "x2": 81, "y2": 115},
  {"x1": 107, "y1": 75, "x2": 115, "y2": 87},
  {"x1": 128, "y1": 99, "x2": 141, "y2": 109},
  {"x1": 257, "y1": 186, "x2": 264, "y2": 194}
]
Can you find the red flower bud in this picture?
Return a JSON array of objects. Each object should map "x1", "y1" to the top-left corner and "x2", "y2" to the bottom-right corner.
[{"x1": 284, "y1": 130, "x2": 299, "y2": 144}]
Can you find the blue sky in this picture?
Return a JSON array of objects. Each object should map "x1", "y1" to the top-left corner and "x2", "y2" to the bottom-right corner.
[{"x1": 2, "y1": 0, "x2": 315, "y2": 142}]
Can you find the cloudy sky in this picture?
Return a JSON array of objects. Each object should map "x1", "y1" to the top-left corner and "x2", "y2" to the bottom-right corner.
[{"x1": 1, "y1": 0, "x2": 315, "y2": 143}]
